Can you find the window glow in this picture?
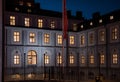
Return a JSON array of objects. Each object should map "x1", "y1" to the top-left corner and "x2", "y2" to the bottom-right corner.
[
  {"x1": 10, "y1": 16, "x2": 15, "y2": 25},
  {"x1": 69, "y1": 35, "x2": 75, "y2": 45},
  {"x1": 25, "y1": 18, "x2": 30, "y2": 27},
  {"x1": 29, "y1": 32, "x2": 36, "y2": 43},
  {"x1": 44, "y1": 33, "x2": 50, "y2": 44},
  {"x1": 57, "y1": 35, "x2": 63, "y2": 45},
  {"x1": 27, "y1": 50, "x2": 37, "y2": 65},
  {"x1": 13, "y1": 31, "x2": 20, "y2": 42}
]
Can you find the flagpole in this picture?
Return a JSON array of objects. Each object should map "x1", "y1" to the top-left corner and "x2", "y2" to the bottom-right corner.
[{"x1": 62, "y1": 0, "x2": 68, "y2": 81}]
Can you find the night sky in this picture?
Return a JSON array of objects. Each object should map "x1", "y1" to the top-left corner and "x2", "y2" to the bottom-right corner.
[{"x1": 35, "y1": 0, "x2": 120, "y2": 19}]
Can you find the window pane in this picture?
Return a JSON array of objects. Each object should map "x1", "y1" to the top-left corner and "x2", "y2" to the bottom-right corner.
[
  {"x1": 13, "y1": 31, "x2": 20, "y2": 42},
  {"x1": 70, "y1": 36, "x2": 75, "y2": 45},
  {"x1": 57, "y1": 35, "x2": 63, "y2": 45},
  {"x1": 27, "y1": 50, "x2": 37, "y2": 65},
  {"x1": 10, "y1": 16, "x2": 15, "y2": 25}
]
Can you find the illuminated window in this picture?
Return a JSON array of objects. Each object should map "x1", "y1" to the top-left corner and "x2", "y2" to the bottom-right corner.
[
  {"x1": 57, "y1": 34, "x2": 63, "y2": 45},
  {"x1": 12, "y1": 74, "x2": 21, "y2": 79},
  {"x1": 89, "y1": 33, "x2": 94, "y2": 44},
  {"x1": 69, "y1": 35, "x2": 75, "y2": 45},
  {"x1": 73, "y1": 23, "x2": 77, "y2": 31},
  {"x1": 14, "y1": 54, "x2": 20, "y2": 64},
  {"x1": 27, "y1": 9, "x2": 32, "y2": 13},
  {"x1": 81, "y1": 25, "x2": 84, "y2": 29},
  {"x1": 24, "y1": 18, "x2": 30, "y2": 27},
  {"x1": 27, "y1": 50, "x2": 37, "y2": 65},
  {"x1": 90, "y1": 22, "x2": 93, "y2": 26},
  {"x1": 69, "y1": 55, "x2": 74, "y2": 64},
  {"x1": 27, "y1": 73, "x2": 35, "y2": 79},
  {"x1": 100, "y1": 53, "x2": 105, "y2": 64},
  {"x1": 38, "y1": 19, "x2": 43, "y2": 28},
  {"x1": 99, "y1": 31, "x2": 105, "y2": 42},
  {"x1": 44, "y1": 55, "x2": 50, "y2": 64},
  {"x1": 110, "y1": 15, "x2": 114, "y2": 20},
  {"x1": 90, "y1": 55, "x2": 94, "y2": 64},
  {"x1": 112, "y1": 27, "x2": 118, "y2": 40},
  {"x1": 81, "y1": 55, "x2": 85, "y2": 64},
  {"x1": 27, "y1": 2, "x2": 32, "y2": 7},
  {"x1": 10, "y1": 16, "x2": 15, "y2": 25},
  {"x1": 99, "y1": 19, "x2": 102, "y2": 23},
  {"x1": 112, "y1": 53, "x2": 118, "y2": 64},
  {"x1": 44, "y1": 33, "x2": 50, "y2": 44},
  {"x1": 57, "y1": 53, "x2": 62, "y2": 64},
  {"x1": 29, "y1": 32, "x2": 36, "y2": 43},
  {"x1": 15, "y1": 7, "x2": 19, "y2": 11},
  {"x1": 13, "y1": 31, "x2": 20, "y2": 42},
  {"x1": 50, "y1": 21, "x2": 55, "y2": 29},
  {"x1": 19, "y1": 1, "x2": 23, "y2": 6},
  {"x1": 80, "y1": 35, "x2": 85, "y2": 45}
]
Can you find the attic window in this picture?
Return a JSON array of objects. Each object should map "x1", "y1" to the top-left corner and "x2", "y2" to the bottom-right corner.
[
  {"x1": 110, "y1": 15, "x2": 114, "y2": 20},
  {"x1": 15, "y1": 7, "x2": 19, "y2": 11},
  {"x1": 81, "y1": 25, "x2": 83, "y2": 29},
  {"x1": 99, "y1": 19, "x2": 102, "y2": 23},
  {"x1": 90, "y1": 22, "x2": 93, "y2": 26},
  {"x1": 27, "y1": 2, "x2": 32, "y2": 7},
  {"x1": 19, "y1": 1, "x2": 23, "y2": 6}
]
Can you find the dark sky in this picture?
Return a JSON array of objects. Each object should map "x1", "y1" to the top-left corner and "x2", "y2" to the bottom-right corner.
[{"x1": 35, "y1": 0, "x2": 120, "y2": 19}]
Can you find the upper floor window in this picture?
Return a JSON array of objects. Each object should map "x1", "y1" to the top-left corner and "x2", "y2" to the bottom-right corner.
[
  {"x1": 89, "y1": 33, "x2": 94, "y2": 44},
  {"x1": 110, "y1": 15, "x2": 114, "y2": 20},
  {"x1": 90, "y1": 22, "x2": 93, "y2": 26},
  {"x1": 38, "y1": 19, "x2": 43, "y2": 28},
  {"x1": 69, "y1": 35, "x2": 75, "y2": 45},
  {"x1": 89, "y1": 55, "x2": 94, "y2": 64},
  {"x1": 100, "y1": 52, "x2": 105, "y2": 64},
  {"x1": 81, "y1": 55, "x2": 85, "y2": 64},
  {"x1": 44, "y1": 33, "x2": 50, "y2": 44},
  {"x1": 19, "y1": 1, "x2": 24, "y2": 6},
  {"x1": 80, "y1": 35, "x2": 85, "y2": 45},
  {"x1": 73, "y1": 23, "x2": 77, "y2": 31},
  {"x1": 24, "y1": 18, "x2": 30, "y2": 27},
  {"x1": 50, "y1": 21, "x2": 55, "y2": 29},
  {"x1": 112, "y1": 27, "x2": 118, "y2": 40},
  {"x1": 57, "y1": 34, "x2": 63, "y2": 45},
  {"x1": 13, "y1": 31, "x2": 20, "y2": 42},
  {"x1": 29, "y1": 32, "x2": 36, "y2": 43},
  {"x1": 57, "y1": 53, "x2": 62, "y2": 64},
  {"x1": 80, "y1": 25, "x2": 84, "y2": 29},
  {"x1": 99, "y1": 31, "x2": 105, "y2": 42},
  {"x1": 27, "y1": 50, "x2": 37, "y2": 65},
  {"x1": 10, "y1": 16, "x2": 15, "y2": 25},
  {"x1": 69, "y1": 55, "x2": 74, "y2": 64},
  {"x1": 112, "y1": 53, "x2": 118, "y2": 64},
  {"x1": 44, "y1": 55, "x2": 50, "y2": 64},
  {"x1": 14, "y1": 54, "x2": 20, "y2": 65},
  {"x1": 99, "y1": 19, "x2": 102, "y2": 23},
  {"x1": 27, "y1": 2, "x2": 32, "y2": 7},
  {"x1": 15, "y1": 7, "x2": 19, "y2": 11}
]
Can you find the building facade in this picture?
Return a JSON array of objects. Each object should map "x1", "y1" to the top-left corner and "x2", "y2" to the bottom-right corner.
[{"x1": 4, "y1": 0, "x2": 120, "y2": 81}]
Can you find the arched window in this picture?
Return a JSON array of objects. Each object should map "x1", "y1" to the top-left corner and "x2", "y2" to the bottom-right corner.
[
  {"x1": 81, "y1": 55, "x2": 85, "y2": 64},
  {"x1": 27, "y1": 50, "x2": 37, "y2": 65}
]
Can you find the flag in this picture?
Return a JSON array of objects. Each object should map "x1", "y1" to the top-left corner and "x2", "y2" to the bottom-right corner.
[{"x1": 62, "y1": 0, "x2": 68, "y2": 39}]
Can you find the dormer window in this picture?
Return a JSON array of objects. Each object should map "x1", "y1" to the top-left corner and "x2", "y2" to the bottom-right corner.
[
  {"x1": 19, "y1": 1, "x2": 23, "y2": 6},
  {"x1": 90, "y1": 22, "x2": 93, "y2": 26},
  {"x1": 15, "y1": 7, "x2": 19, "y2": 11},
  {"x1": 99, "y1": 19, "x2": 102, "y2": 23},
  {"x1": 110, "y1": 15, "x2": 114, "y2": 20},
  {"x1": 27, "y1": 2, "x2": 32, "y2": 7}
]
